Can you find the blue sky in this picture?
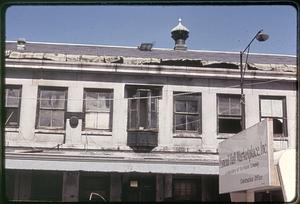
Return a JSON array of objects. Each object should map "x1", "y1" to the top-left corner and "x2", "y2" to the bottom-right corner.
[{"x1": 5, "y1": 5, "x2": 297, "y2": 55}]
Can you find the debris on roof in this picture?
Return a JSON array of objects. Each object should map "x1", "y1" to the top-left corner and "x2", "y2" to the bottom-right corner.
[{"x1": 5, "y1": 50, "x2": 296, "y2": 73}]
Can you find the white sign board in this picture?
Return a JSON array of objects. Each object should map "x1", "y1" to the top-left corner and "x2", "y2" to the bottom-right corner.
[{"x1": 219, "y1": 119, "x2": 274, "y2": 194}]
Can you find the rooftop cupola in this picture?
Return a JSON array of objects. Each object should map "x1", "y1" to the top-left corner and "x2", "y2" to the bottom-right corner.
[{"x1": 171, "y1": 18, "x2": 189, "y2": 51}]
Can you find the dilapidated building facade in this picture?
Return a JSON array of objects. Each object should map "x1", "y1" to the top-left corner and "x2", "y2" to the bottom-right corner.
[{"x1": 4, "y1": 20, "x2": 297, "y2": 202}]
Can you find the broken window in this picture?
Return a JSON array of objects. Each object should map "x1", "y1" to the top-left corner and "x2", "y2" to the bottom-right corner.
[
  {"x1": 83, "y1": 89, "x2": 113, "y2": 130},
  {"x1": 37, "y1": 87, "x2": 67, "y2": 129},
  {"x1": 173, "y1": 92, "x2": 201, "y2": 133},
  {"x1": 5, "y1": 86, "x2": 21, "y2": 127},
  {"x1": 217, "y1": 94, "x2": 242, "y2": 134},
  {"x1": 260, "y1": 96, "x2": 287, "y2": 137},
  {"x1": 127, "y1": 88, "x2": 159, "y2": 131}
]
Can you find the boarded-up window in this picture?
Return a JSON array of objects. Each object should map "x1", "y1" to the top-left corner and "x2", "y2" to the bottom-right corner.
[
  {"x1": 128, "y1": 89, "x2": 159, "y2": 131},
  {"x1": 217, "y1": 94, "x2": 242, "y2": 134},
  {"x1": 260, "y1": 96, "x2": 287, "y2": 137},
  {"x1": 5, "y1": 86, "x2": 21, "y2": 127},
  {"x1": 84, "y1": 89, "x2": 113, "y2": 130},
  {"x1": 174, "y1": 92, "x2": 201, "y2": 132},
  {"x1": 37, "y1": 87, "x2": 67, "y2": 129}
]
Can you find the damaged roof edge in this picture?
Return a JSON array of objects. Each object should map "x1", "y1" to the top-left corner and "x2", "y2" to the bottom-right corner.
[
  {"x1": 5, "y1": 50, "x2": 297, "y2": 73},
  {"x1": 5, "y1": 41, "x2": 296, "y2": 65}
]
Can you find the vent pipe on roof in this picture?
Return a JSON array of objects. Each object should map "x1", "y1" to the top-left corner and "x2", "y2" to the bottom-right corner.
[
  {"x1": 17, "y1": 38, "x2": 26, "y2": 50},
  {"x1": 171, "y1": 18, "x2": 189, "y2": 51}
]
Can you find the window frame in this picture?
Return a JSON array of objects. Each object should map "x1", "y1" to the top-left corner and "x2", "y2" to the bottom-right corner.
[
  {"x1": 173, "y1": 92, "x2": 202, "y2": 134},
  {"x1": 217, "y1": 94, "x2": 242, "y2": 134},
  {"x1": 172, "y1": 178, "x2": 201, "y2": 201},
  {"x1": 83, "y1": 88, "x2": 114, "y2": 131},
  {"x1": 127, "y1": 86, "x2": 160, "y2": 132},
  {"x1": 35, "y1": 86, "x2": 68, "y2": 130},
  {"x1": 5, "y1": 85, "x2": 22, "y2": 128},
  {"x1": 259, "y1": 95, "x2": 287, "y2": 137}
]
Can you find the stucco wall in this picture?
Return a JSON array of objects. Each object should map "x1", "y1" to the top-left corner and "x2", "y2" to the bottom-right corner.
[{"x1": 5, "y1": 67, "x2": 296, "y2": 153}]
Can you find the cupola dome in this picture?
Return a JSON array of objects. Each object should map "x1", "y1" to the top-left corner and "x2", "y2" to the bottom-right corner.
[{"x1": 171, "y1": 18, "x2": 189, "y2": 51}]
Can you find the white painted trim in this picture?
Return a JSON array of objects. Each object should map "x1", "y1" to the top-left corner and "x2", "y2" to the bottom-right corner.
[
  {"x1": 5, "y1": 153, "x2": 219, "y2": 175},
  {"x1": 5, "y1": 59, "x2": 296, "y2": 81}
]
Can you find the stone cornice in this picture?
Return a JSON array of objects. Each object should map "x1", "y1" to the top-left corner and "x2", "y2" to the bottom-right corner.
[{"x1": 5, "y1": 58, "x2": 297, "y2": 81}]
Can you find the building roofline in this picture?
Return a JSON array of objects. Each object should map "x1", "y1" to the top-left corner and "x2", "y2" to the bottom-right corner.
[{"x1": 6, "y1": 40, "x2": 296, "y2": 58}]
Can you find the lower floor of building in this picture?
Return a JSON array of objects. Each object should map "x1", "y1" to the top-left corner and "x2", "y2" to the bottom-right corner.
[
  {"x1": 4, "y1": 169, "x2": 284, "y2": 202},
  {"x1": 5, "y1": 169, "x2": 231, "y2": 202}
]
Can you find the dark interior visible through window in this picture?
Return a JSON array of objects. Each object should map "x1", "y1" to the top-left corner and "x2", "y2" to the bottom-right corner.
[{"x1": 260, "y1": 96, "x2": 287, "y2": 137}]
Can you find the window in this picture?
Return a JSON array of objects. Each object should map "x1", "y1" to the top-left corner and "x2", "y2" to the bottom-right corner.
[
  {"x1": 127, "y1": 88, "x2": 159, "y2": 131},
  {"x1": 173, "y1": 92, "x2": 201, "y2": 133},
  {"x1": 217, "y1": 94, "x2": 242, "y2": 134},
  {"x1": 173, "y1": 179, "x2": 201, "y2": 201},
  {"x1": 259, "y1": 96, "x2": 287, "y2": 137},
  {"x1": 83, "y1": 89, "x2": 113, "y2": 130},
  {"x1": 5, "y1": 85, "x2": 21, "y2": 127},
  {"x1": 36, "y1": 87, "x2": 67, "y2": 129}
]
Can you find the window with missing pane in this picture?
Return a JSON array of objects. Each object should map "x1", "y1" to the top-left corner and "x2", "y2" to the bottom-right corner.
[
  {"x1": 83, "y1": 89, "x2": 113, "y2": 130},
  {"x1": 36, "y1": 87, "x2": 67, "y2": 129},
  {"x1": 5, "y1": 85, "x2": 21, "y2": 127},
  {"x1": 127, "y1": 88, "x2": 159, "y2": 131},
  {"x1": 217, "y1": 94, "x2": 242, "y2": 134},
  {"x1": 173, "y1": 92, "x2": 201, "y2": 133},
  {"x1": 259, "y1": 96, "x2": 287, "y2": 137}
]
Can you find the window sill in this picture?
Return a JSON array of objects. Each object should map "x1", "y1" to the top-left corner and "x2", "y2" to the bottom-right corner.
[
  {"x1": 34, "y1": 129, "x2": 65, "y2": 134},
  {"x1": 127, "y1": 129, "x2": 158, "y2": 133},
  {"x1": 173, "y1": 132, "x2": 202, "y2": 138},
  {"x1": 82, "y1": 130, "x2": 112, "y2": 136},
  {"x1": 273, "y1": 137, "x2": 288, "y2": 141},
  {"x1": 5, "y1": 127, "x2": 19, "y2": 132},
  {"x1": 217, "y1": 133, "x2": 236, "y2": 139}
]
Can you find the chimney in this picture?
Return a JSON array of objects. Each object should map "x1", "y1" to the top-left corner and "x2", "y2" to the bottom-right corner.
[
  {"x1": 171, "y1": 18, "x2": 189, "y2": 51},
  {"x1": 17, "y1": 38, "x2": 26, "y2": 50}
]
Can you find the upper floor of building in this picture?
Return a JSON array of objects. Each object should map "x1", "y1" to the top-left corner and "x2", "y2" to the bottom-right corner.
[{"x1": 4, "y1": 41, "x2": 297, "y2": 154}]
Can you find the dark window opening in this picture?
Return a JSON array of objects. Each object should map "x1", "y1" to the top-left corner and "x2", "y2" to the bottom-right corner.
[
  {"x1": 79, "y1": 174, "x2": 110, "y2": 202},
  {"x1": 5, "y1": 171, "x2": 15, "y2": 201},
  {"x1": 255, "y1": 190, "x2": 284, "y2": 202},
  {"x1": 273, "y1": 118, "x2": 283, "y2": 134},
  {"x1": 218, "y1": 118, "x2": 242, "y2": 134},
  {"x1": 217, "y1": 94, "x2": 242, "y2": 134},
  {"x1": 31, "y1": 171, "x2": 63, "y2": 201}
]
